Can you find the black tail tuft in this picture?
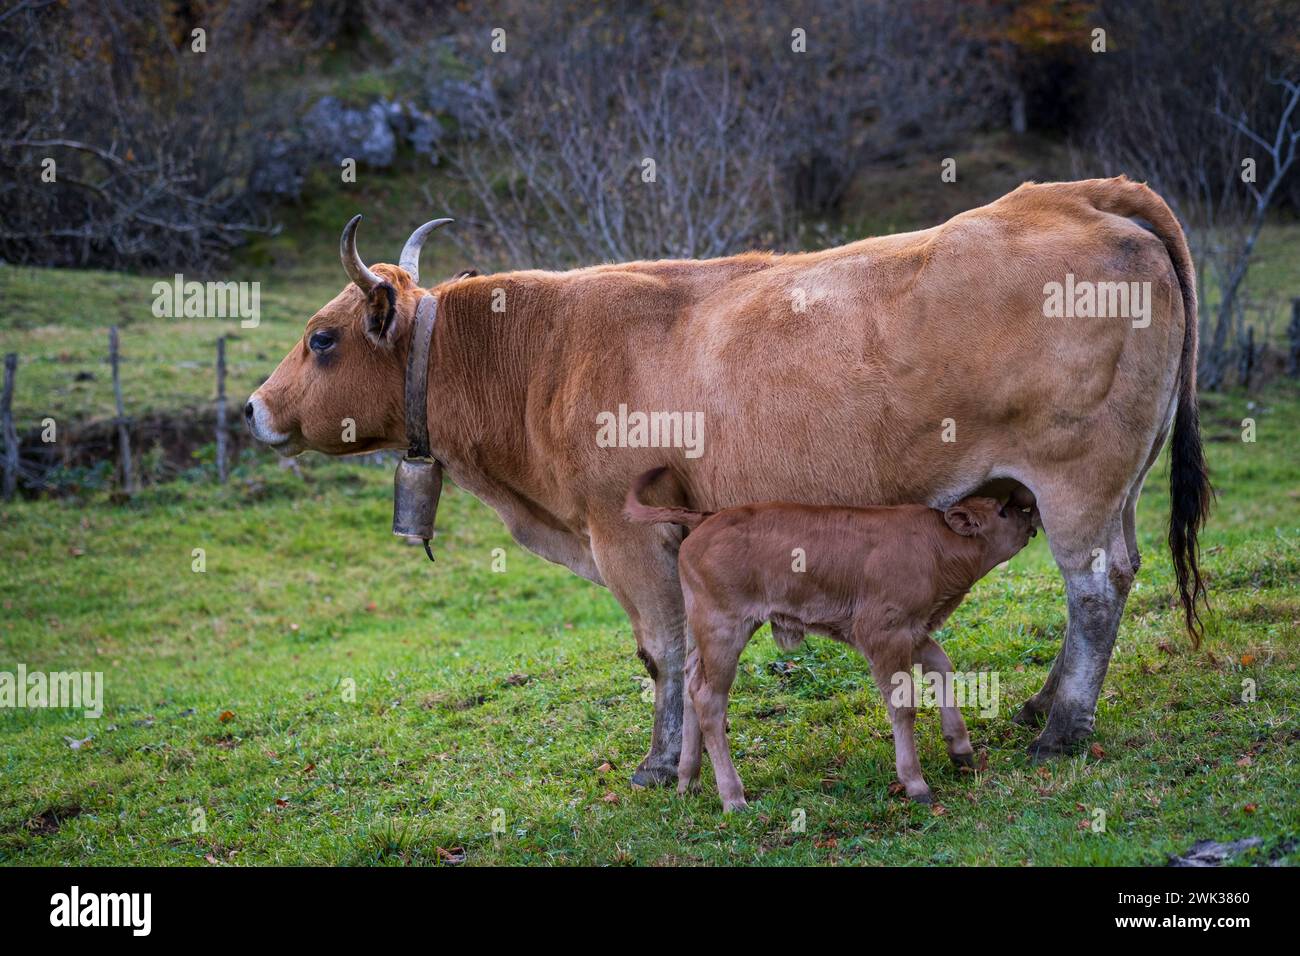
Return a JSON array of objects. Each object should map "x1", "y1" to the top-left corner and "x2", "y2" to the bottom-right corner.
[{"x1": 1168, "y1": 386, "x2": 1213, "y2": 647}]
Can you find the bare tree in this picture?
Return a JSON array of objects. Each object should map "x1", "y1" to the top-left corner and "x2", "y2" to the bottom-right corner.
[
  {"x1": 1203, "y1": 74, "x2": 1300, "y2": 388},
  {"x1": 1074, "y1": 0, "x2": 1300, "y2": 389},
  {"x1": 438, "y1": 21, "x2": 791, "y2": 269},
  {"x1": 436, "y1": 3, "x2": 1010, "y2": 269}
]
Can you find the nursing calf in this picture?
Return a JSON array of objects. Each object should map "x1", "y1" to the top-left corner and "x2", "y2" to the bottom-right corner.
[{"x1": 627, "y1": 468, "x2": 1037, "y2": 811}]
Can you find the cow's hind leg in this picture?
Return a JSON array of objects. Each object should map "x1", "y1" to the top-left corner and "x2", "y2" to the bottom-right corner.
[
  {"x1": 1027, "y1": 500, "x2": 1135, "y2": 760},
  {"x1": 1014, "y1": 431, "x2": 1163, "y2": 731}
]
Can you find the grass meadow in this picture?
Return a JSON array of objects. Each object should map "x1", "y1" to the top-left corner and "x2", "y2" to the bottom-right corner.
[
  {"x1": 0, "y1": 379, "x2": 1295, "y2": 865},
  {"x1": 0, "y1": 154, "x2": 1296, "y2": 865}
]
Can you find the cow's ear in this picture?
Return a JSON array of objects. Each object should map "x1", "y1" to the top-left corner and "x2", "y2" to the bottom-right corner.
[
  {"x1": 943, "y1": 506, "x2": 982, "y2": 537},
  {"x1": 362, "y1": 282, "x2": 398, "y2": 345}
]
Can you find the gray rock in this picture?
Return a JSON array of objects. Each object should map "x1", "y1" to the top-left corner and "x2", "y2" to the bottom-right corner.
[
  {"x1": 1169, "y1": 837, "x2": 1263, "y2": 867},
  {"x1": 250, "y1": 135, "x2": 305, "y2": 199},
  {"x1": 302, "y1": 96, "x2": 397, "y2": 168}
]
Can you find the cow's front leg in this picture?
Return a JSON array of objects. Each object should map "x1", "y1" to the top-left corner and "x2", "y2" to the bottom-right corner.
[{"x1": 589, "y1": 520, "x2": 687, "y2": 788}]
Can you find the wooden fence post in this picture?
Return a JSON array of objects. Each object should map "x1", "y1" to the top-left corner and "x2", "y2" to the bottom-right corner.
[
  {"x1": 215, "y1": 336, "x2": 228, "y2": 483},
  {"x1": 109, "y1": 327, "x2": 134, "y2": 494},
  {"x1": 1288, "y1": 298, "x2": 1300, "y2": 378},
  {"x1": 2, "y1": 353, "x2": 17, "y2": 501}
]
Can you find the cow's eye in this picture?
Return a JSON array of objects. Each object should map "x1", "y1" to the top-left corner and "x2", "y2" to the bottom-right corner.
[{"x1": 309, "y1": 330, "x2": 336, "y2": 353}]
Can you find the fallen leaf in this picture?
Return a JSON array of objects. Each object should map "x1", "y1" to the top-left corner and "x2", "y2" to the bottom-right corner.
[
  {"x1": 1089, "y1": 743, "x2": 1105, "y2": 760},
  {"x1": 931, "y1": 804, "x2": 947, "y2": 816},
  {"x1": 1243, "y1": 803, "x2": 1258, "y2": 814},
  {"x1": 1240, "y1": 654, "x2": 1255, "y2": 666},
  {"x1": 365, "y1": 602, "x2": 378, "y2": 613},
  {"x1": 63, "y1": 735, "x2": 92, "y2": 751},
  {"x1": 596, "y1": 762, "x2": 612, "y2": 774},
  {"x1": 602, "y1": 791, "x2": 620, "y2": 804},
  {"x1": 218, "y1": 710, "x2": 235, "y2": 723},
  {"x1": 1236, "y1": 755, "x2": 1253, "y2": 767},
  {"x1": 275, "y1": 797, "x2": 289, "y2": 808},
  {"x1": 814, "y1": 836, "x2": 839, "y2": 848}
]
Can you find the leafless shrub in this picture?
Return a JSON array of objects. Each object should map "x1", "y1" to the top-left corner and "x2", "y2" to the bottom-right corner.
[
  {"x1": 0, "y1": 0, "x2": 301, "y2": 271},
  {"x1": 438, "y1": 21, "x2": 790, "y2": 268},
  {"x1": 767, "y1": 0, "x2": 1011, "y2": 215},
  {"x1": 437, "y1": 3, "x2": 1011, "y2": 269}
]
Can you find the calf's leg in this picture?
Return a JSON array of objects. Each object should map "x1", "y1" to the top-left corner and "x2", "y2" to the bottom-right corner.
[
  {"x1": 677, "y1": 648, "x2": 704, "y2": 794},
  {"x1": 686, "y1": 612, "x2": 752, "y2": 812},
  {"x1": 864, "y1": 631, "x2": 931, "y2": 803},
  {"x1": 916, "y1": 637, "x2": 975, "y2": 768}
]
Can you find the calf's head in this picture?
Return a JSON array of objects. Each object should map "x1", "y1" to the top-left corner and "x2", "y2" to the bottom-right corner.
[
  {"x1": 244, "y1": 216, "x2": 451, "y2": 456},
  {"x1": 943, "y1": 495, "x2": 1037, "y2": 566}
]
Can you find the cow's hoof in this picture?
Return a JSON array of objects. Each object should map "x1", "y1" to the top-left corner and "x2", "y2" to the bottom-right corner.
[
  {"x1": 722, "y1": 797, "x2": 749, "y2": 813},
  {"x1": 949, "y1": 750, "x2": 976, "y2": 770},
  {"x1": 1011, "y1": 699, "x2": 1047, "y2": 728},
  {"x1": 630, "y1": 764, "x2": 679, "y2": 789},
  {"x1": 908, "y1": 789, "x2": 934, "y2": 805}
]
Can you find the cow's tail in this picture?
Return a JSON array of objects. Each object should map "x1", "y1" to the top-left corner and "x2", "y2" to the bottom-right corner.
[
  {"x1": 624, "y1": 467, "x2": 712, "y2": 530},
  {"x1": 1078, "y1": 176, "x2": 1213, "y2": 645}
]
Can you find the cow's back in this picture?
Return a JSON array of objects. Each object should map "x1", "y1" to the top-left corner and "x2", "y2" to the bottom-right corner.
[{"x1": 505, "y1": 179, "x2": 1187, "y2": 514}]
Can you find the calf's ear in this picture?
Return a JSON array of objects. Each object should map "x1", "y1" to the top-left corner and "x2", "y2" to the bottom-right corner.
[
  {"x1": 362, "y1": 282, "x2": 399, "y2": 345},
  {"x1": 943, "y1": 506, "x2": 982, "y2": 537}
]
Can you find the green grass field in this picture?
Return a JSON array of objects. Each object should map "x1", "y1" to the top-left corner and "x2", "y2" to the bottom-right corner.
[
  {"x1": 1, "y1": 379, "x2": 1296, "y2": 865},
  {"x1": 1, "y1": 148, "x2": 1297, "y2": 865}
]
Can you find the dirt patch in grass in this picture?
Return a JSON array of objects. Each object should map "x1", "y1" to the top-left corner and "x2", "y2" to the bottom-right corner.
[{"x1": 16, "y1": 804, "x2": 85, "y2": 837}]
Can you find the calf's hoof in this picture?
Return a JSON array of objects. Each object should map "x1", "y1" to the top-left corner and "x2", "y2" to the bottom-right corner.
[
  {"x1": 722, "y1": 797, "x2": 749, "y2": 813},
  {"x1": 676, "y1": 777, "x2": 702, "y2": 796},
  {"x1": 908, "y1": 788, "x2": 934, "y2": 805},
  {"x1": 948, "y1": 750, "x2": 976, "y2": 770}
]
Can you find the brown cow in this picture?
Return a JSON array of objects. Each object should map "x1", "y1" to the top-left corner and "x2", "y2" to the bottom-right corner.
[{"x1": 245, "y1": 176, "x2": 1210, "y2": 785}]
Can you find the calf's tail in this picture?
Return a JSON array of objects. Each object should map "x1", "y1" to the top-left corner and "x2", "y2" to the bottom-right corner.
[{"x1": 624, "y1": 466, "x2": 712, "y2": 530}]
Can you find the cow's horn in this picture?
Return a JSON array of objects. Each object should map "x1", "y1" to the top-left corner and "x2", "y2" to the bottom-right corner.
[
  {"x1": 399, "y1": 218, "x2": 454, "y2": 283},
  {"x1": 340, "y1": 214, "x2": 383, "y2": 292}
]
